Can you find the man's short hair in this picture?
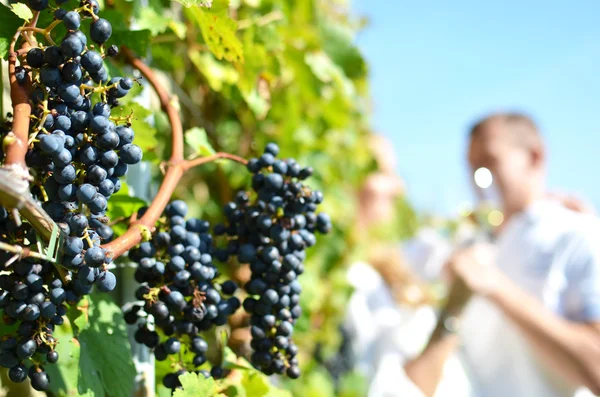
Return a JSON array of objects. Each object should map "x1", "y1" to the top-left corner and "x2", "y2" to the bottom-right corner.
[{"x1": 469, "y1": 112, "x2": 542, "y2": 150}]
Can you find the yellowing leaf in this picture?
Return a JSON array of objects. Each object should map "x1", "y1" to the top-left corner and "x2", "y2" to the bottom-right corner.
[
  {"x1": 10, "y1": 3, "x2": 32, "y2": 22},
  {"x1": 189, "y1": 7, "x2": 244, "y2": 63},
  {"x1": 188, "y1": 51, "x2": 239, "y2": 91},
  {"x1": 169, "y1": 20, "x2": 188, "y2": 40}
]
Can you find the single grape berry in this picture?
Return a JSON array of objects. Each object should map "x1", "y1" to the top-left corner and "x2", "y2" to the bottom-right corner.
[
  {"x1": 63, "y1": 11, "x2": 81, "y2": 30},
  {"x1": 90, "y1": 18, "x2": 112, "y2": 44},
  {"x1": 107, "y1": 44, "x2": 119, "y2": 57},
  {"x1": 29, "y1": 369, "x2": 50, "y2": 391}
]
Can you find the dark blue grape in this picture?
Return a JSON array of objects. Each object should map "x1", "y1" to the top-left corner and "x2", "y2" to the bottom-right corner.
[
  {"x1": 95, "y1": 271, "x2": 116, "y2": 292},
  {"x1": 44, "y1": 46, "x2": 65, "y2": 66},
  {"x1": 64, "y1": 11, "x2": 81, "y2": 30},
  {"x1": 87, "y1": 165, "x2": 107, "y2": 185},
  {"x1": 40, "y1": 66, "x2": 62, "y2": 88},
  {"x1": 90, "y1": 18, "x2": 112, "y2": 44},
  {"x1": 88, "y1": 193, "x2": 107, "y2": 214},
  {"x1": 27, "y1": 48, "x2": 44, "y2": 68},
  {"x1": 97, "y1": 131, "x2": 120, "y2": 150},
  {"x1": 53, "y1": 164, "x2": 77, "y2": 184},
  {"x1": 115, "y1": 126, "x2": 134, "y2": 147},
  {"x1": 80, "y1": 51, "x2": 103, "y2": 73},
  {"x1": 61, "y1": 34, "x2": 84, "y2": 58},
  {"x1": 118, "y1": 143, "x2": 142, "y2": 164}
]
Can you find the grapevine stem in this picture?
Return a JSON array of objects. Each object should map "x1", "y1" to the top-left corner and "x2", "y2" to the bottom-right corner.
[
  {"x1": 182, "y1": 152, "x2": 248, "y2": 170},
  {"x1": 4, "y1": 13, "x2": 40, "y2": 168},
  {"x1": 103, "y1": 49, "x2": 248, "y2": 258}
]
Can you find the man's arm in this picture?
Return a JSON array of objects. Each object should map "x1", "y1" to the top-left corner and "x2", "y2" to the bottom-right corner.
[
  {"x1": 489, "y1": 272, "x2": 600, "y2": 394},
  {"x1": 404, "y1": 332, "x2": 458, "y2": 397},
  {"x1": 404, "y1": 278, "x2": 472, "y2": 397},
  {"x1": 450, "y1": 245, "x2": 600, "y2": 394}
]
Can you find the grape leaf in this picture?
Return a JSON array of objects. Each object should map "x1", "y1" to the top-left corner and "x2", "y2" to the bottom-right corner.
[
  {"x1": 188, "y1": 7, "x2": 244, "y2": 63},
  {"x1": 105, "y1": 195, "x2": 147, "y2": 236},
  {"x1": 305, "y1": 51, "x2": 354, "y2": 97},
  {"x1": 10, "y1": 4, "x2": 32, "y2": 22},
  {"x1": 319, "y1": 20, "x2": 367, "y2": 80},
  {"x1": 114, "y1": 102, "x2": 159, "y2": 153},
  {"x1": 173, "y1": 372, "x2": 221, "y2": 397},
  {"x1": 241, "y1": 371, "x2": 270, "y2": 397},
  {"x1": 185, "y1": 127, "x2": 216, "y2": 156},
  {"x1": 67, "y1": 295, "x2": 89, "y2": 336},
  {"x1": 76, "y1": 294, "x2": 136, "y2": 397},
  {"x1": 46, "y1": 324, "x2": 95, "y2": 397},
  {"x1": 188, "y1": 51, "x2": 239, "y2": 92},
  {"x1": 136, "y1": 7, "x2": 170, "y2": 36},
  {"x1": 0, "y1": 4, "x2": 27, "y2": 60}
]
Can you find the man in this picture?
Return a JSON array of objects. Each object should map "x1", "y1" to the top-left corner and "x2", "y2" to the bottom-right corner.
[{"x1": 405, "y1": 113, "x2": 600, "y2": 397}]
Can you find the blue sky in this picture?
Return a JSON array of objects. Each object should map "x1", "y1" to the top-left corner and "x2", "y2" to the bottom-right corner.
[{"x1": 352, "y1": 0, "x2": 600, "y2": 215}]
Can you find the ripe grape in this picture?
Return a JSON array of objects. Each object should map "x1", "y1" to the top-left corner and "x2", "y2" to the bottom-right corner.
[
  {"x1": 1, "y1": 3, "x2": 140, "y2": 390},
  {"x1": 126, "y1": 201, "x2": 239, "y2": 389},
  {"x1": 214, "y1": 143, "x2": 331, "y2": 378}
]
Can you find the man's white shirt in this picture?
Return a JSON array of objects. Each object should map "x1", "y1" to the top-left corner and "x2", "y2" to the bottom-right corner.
[{"x1": 347, "y1": 199, "x2": 600, "y2": 397}]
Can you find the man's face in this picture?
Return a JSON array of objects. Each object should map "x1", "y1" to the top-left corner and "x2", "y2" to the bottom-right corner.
[{"x1": 468, "y1": 123, "x2": 540, "y2": 214}]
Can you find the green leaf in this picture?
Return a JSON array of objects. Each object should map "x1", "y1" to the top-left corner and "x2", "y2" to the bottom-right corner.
[
  {"x1": 241, "y1": 371, "x2": 270, "y2": 397},
  {"x1": 109, "y1": 29, "x2": 152, "y2": 55},
  {"x1": 106, "y1": 195, "x2": 147, "y2": 222},
  {"x1": 10, "y1": 4, "x2": 32, "y2": 22},
  {"x1": 185, "y1": 127, "x2": 216, "y2": 156},
  {"x1": 136, "y1": 7, "x2": 170, "y2": 36},
  {"x1": 319, "y1": 20, "x2": 367, "y2": 80},
  {"x1": 66, "y1": 295, "x2": 89, "y2": 336},
  {"x1": 188, "y1": 7, "x2": 244, "y2": 63},
  {"x1": 305, "y1": 51, "x2": 355, "y2": 97},
  {"x1": 173, "y1": 372, "x2": 219, "y2": 397},
  {"x1": 76, "y1": 294, "x2": 136, "y2": 397},
  {"x1": 114, "y1": 102, "x2": 159, "y2": 152},
  {"x1": 0, "y1": 4, "x2": 27, "y2": 60},
  {"x1": 46, "y1": 324, "x2": 95, "y2": 397},
  {"x1": 241, "y1": 88, "x2": 270, "y2": 120},
  {"x1": 173, "y1": 0, "x2": 212, "y2": 6}
]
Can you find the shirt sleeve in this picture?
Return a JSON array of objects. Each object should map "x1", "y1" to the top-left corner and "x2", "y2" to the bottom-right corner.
[{"x1": 564, "y1": 224, "x2": 600, "y2": 322}]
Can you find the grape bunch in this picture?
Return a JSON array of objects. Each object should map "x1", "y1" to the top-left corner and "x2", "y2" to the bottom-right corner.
[
  {"x1": 125, "y1": 200, "x2": 241, "y2": 391},
  {"x1": 0, "y1": 209, "x2": 90, "y2": 391},
  {"x1": 21, "y1": 1, "x2": 142, "y2": 272},
  {"x1": 214, "y1": 143, "x2": 331, "y2": 378},
  {"x1": 0, "y1": 1, "x2": 142, "y2": 390}
]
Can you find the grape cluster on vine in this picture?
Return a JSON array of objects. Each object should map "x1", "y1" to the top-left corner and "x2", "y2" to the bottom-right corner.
[
  {"x1": 0, "y1": 1, "x2": 141, "y2": 390},
  {"x1": 215, "y1": 142, "x2": 331, "y2": 379},
  {"x1": 125, "y1": 200, "x2": 241, "y2": 391}
]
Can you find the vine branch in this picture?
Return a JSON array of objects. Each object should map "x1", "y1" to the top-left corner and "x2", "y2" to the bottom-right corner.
[
  {"x1": 103, "y1": 48, "x2": 247, "y2": 258},
  {"x1": 0, "y1": 12, "x2": 61, "y2": 243},
  {"x1": 183, "y1": 152, "x2": 248, "y2": 171},
  {"x1": 4, "y1": 12, "x2": 39, "y2": 168}
]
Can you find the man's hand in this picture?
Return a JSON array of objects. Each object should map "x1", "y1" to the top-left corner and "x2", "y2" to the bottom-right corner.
[{"x1": 447, "y1": 243, "x2": 505, "y2": 297}]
